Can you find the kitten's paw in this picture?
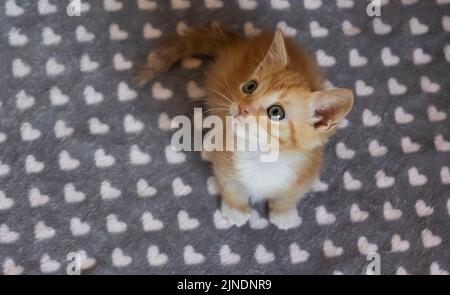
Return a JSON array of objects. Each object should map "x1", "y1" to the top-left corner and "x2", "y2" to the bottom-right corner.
[
  {"x1": 221, "y1": 203, "x2": 250, "y2": 227},
  {"x1": 269, "y1": 209, "x2": 302, "y2": 230}
]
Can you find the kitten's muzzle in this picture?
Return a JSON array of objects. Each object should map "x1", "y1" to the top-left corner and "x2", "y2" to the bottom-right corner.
[{"x1": 238, "y1": 102, "x2": 250, "y2": 117}]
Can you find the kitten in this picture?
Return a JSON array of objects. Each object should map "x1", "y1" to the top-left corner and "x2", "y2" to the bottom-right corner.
[{"x1": 138, "y1": 23, "x2": 354, "y2": 230}]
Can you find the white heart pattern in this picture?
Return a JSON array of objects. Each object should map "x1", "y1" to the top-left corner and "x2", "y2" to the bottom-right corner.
[{"x1": 1, "y1": 0, "x2": 449, "y2": 276}]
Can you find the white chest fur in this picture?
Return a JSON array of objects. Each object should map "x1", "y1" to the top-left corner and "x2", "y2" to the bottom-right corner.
[{"x1": 234, "y1": 151, "x2": 305, "y2": 201}]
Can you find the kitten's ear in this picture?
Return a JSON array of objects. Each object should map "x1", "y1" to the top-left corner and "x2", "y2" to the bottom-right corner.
[
  {"x1": 255, "y1": 30, "x2": 288, "y2": 73},
  {"x1": 309, "y1": 88, "x2": 354, "y2": 131}
]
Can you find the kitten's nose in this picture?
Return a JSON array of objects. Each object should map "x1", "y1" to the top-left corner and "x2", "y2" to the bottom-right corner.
[{"x1": 238, "y1": 103, "x2": 250, "y2": 116}]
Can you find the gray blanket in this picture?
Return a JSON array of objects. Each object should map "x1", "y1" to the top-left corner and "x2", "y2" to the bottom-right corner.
[{"x1": 0, "y1": 0, "x2": 449, "y2": 275}]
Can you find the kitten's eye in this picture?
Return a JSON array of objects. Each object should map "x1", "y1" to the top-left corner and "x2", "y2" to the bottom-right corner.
[
  {"x1": 242, "y1": 80, "x2": 258, "y2": 94},
  {"x1": 267, "y1": 105, "x2": 285, "y2": 121}
]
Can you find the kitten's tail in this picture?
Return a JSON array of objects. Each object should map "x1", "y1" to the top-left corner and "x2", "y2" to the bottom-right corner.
[{"x1": 135, "y1": 22, "x2": 241, "y2": 86}]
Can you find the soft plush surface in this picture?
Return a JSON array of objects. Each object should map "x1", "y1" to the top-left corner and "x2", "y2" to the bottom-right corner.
[{"x1": 0, "y1": 0, "x2": 449, "y2": 275}]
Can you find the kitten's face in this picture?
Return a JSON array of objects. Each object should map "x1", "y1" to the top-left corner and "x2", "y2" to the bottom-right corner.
[
  {"x1": 227, "y1": 31, "x2": 354, "y2": 152},
  {"x1": 230, "y1": 70, "x2": 324, "y2": 151}
]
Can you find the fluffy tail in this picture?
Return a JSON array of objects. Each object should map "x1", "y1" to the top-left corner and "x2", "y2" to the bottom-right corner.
[{"x1": 136, "y1": 22, "x2": 241, "y2": 86}]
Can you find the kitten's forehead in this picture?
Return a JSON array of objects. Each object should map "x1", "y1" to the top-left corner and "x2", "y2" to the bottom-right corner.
[
  {"x1": 260, "y1": 92, "x2": 281, "y2": 108},
  {"x1": 258, "y1": 87, "x2": 310, "y2": 106},
  {"x1": 256, "y1": 68, "x2": 310, "y2": 91}
]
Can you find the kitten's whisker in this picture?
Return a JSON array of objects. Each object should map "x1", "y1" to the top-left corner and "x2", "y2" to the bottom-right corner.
[
  {"x1": 203, "y1": 71, "x2": 235, "y2": 98},
  {"x1": 207, "y1": 87, "x2": 233, "y2": 104},
  {"x1": 205, "y1": 105, "x2": 230, "y2": 110},
  {"x1": 205, "y1": 106, "x2": 229, "y2": 112},
  {"x1": 206, "y1": 103, "x2": 230, "y2": 108},
  {"x1": 196, "y1": 98, "x2": 230, "y2": 109},
  {"x1": 224, "y1": 78, "x2": 235, "y2": 98},
  {"x1": 203, "y1": 71, "x2": 229, "y2": 93},
  {"x1": 204, "y1": 107, "x2": 229, "y2": 115},
  {"x1": 197, "y1": 96, "x2": 228, "y2": 104}
]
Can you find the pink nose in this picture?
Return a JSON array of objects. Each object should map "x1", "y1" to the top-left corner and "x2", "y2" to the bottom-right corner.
[{"x1": 238, "y1": 103, "x2": 250, "y2": 116}]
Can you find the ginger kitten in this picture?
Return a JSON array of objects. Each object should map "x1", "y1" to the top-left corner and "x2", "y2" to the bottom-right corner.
[{"x1": 138, "y1": 23, "x2": 354, "y2": 230}]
